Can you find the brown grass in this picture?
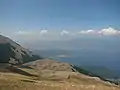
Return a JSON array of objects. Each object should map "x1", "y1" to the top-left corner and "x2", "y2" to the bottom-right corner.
[{"x1": 0, "y1": 69, "x2": 120, "y2": 90}]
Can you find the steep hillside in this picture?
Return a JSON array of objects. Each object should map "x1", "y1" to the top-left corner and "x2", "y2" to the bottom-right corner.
[{"x1": 0, "y1": 35, "x2": 41, "y2": 64}]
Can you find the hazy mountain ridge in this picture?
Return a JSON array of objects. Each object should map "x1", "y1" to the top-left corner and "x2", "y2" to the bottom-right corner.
[{"x1": 0, "y1": 35, "x2": 41, "y2": 64}]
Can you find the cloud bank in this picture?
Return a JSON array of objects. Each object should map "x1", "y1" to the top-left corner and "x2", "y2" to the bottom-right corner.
[
  {"x1": 98, "y1": 27, "x2": 120, "y2": 35},
  {"x1": 13, "y1": 27, "x2": 120, "y2": 37},
  {"x1": 1, "y1": 27, "x2": 120, "y2": 50},
  {"x1": 1, "y1": 27, "x2": 120, "y2": 44},
  {"x1": 78, "y1": 27, "x2": 120, "y2": 36}
]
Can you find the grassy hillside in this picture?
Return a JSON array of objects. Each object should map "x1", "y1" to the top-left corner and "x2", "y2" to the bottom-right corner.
[{"x1": 0, "y1": 65, "x2": 120, "y2": 90}]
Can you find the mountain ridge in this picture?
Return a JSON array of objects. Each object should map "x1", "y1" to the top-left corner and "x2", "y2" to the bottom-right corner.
[{"x1": 0, "y1": 35, "x2": 41, "y2": 64}]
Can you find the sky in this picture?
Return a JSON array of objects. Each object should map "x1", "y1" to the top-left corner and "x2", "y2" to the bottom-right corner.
[{"x1": 0, "y1": 0, "x2": 120, "y2": 49}]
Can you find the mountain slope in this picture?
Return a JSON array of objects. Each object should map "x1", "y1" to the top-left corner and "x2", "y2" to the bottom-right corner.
[
  {"x1": 23, "y1": 59, "x2": 119, "y2": 84},
  {"x1": 0, "y1": 35, "x2": 41, "y2": 64},
  {"x1": 0, "y1": 59, "x2": 120, "y2": 90}
]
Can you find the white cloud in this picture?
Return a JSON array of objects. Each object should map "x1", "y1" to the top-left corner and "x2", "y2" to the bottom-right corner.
[
  {"x1": 40, "y1": 30, "x2": 48, "y2": 35},
  {"x1": 98, "y1": 27, "x2": 120, "y2": 35},
  {"x1": 14, "y1": 31, "x2": 32, "y2": 35},
  {"x1": 1, "y1": 27, "x2": 120, "y2": 50},
  {"x1": 12, "y1": 27, "x2": 120, "y2": 37},
  {"x1": 15, "y1": 30, "x2": 48, "y2": 36},
  {"x1": 61, "y1": 30, "x2": 69, "y2": 35},
  {"x1": 2, "y1": 27, "x2": 120, "y2": 44},
  {"x1": 78, "y1": 27, "x2": 120, "y2": 36},
  {"x1": 79, "y1": 30, "x2": 96, "y2": 34}
]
